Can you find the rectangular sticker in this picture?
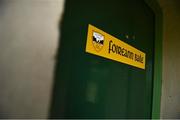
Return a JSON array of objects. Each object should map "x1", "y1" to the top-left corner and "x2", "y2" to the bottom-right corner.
[{"x1": 85, "y1": 24, "x2": 146, "y2": 69}]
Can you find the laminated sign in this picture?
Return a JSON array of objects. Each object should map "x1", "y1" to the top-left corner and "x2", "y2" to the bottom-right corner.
[{"x1": 85, "y1": 24, "x2": 146, "y2": 69}]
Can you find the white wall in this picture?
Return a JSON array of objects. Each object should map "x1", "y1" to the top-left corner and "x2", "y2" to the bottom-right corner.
[
  {"x1": 0, "y1": 0, "x2": 64, "y2": 118},
  {"x1": 158, "y1": 0, "x2": 180, "y2": 118}
]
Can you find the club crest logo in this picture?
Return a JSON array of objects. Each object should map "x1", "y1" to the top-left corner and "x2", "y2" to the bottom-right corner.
[{"x1": 92, "y1": 31, "x2": 104, "y2": 52}]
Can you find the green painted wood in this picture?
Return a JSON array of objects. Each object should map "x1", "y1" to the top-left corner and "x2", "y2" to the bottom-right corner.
[
  {"x1": 49, "y1": 0, "x2": 156, "y2": 118},
  {"x1": 145, "y1": 0, "x2": 163, "y2": 118}
]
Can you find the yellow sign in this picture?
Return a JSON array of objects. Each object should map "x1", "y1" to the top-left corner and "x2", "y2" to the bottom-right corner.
[{"x1": 85, "y1": 24, "x2": 146, "y2": 69}]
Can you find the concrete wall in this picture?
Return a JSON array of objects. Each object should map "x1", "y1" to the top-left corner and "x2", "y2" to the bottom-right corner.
[
  {"x1": 0, "y1": 0, "x2": 64, "y2": 118},
  {"x1": 158, "y1": 0, "x2": 180, "y2": 118}
]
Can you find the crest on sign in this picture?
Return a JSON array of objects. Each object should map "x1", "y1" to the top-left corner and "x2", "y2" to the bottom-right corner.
[{"x1": 92, "y1": 31, "x2": 104, "y2": 52}]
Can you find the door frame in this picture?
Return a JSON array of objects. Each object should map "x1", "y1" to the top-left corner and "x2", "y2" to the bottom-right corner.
[{"x1": 145, "y1": 0, "x2": 163, "y2": 119}]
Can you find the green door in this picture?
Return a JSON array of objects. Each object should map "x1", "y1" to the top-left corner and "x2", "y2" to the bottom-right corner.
[{"x1": 50, "y1": 0, "x2": 154, "y2": 118}]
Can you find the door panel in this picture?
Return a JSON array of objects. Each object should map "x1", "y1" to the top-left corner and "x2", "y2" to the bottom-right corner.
[{"x1": 50, "y1": 0, "x2": 154, "y2": 118}]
